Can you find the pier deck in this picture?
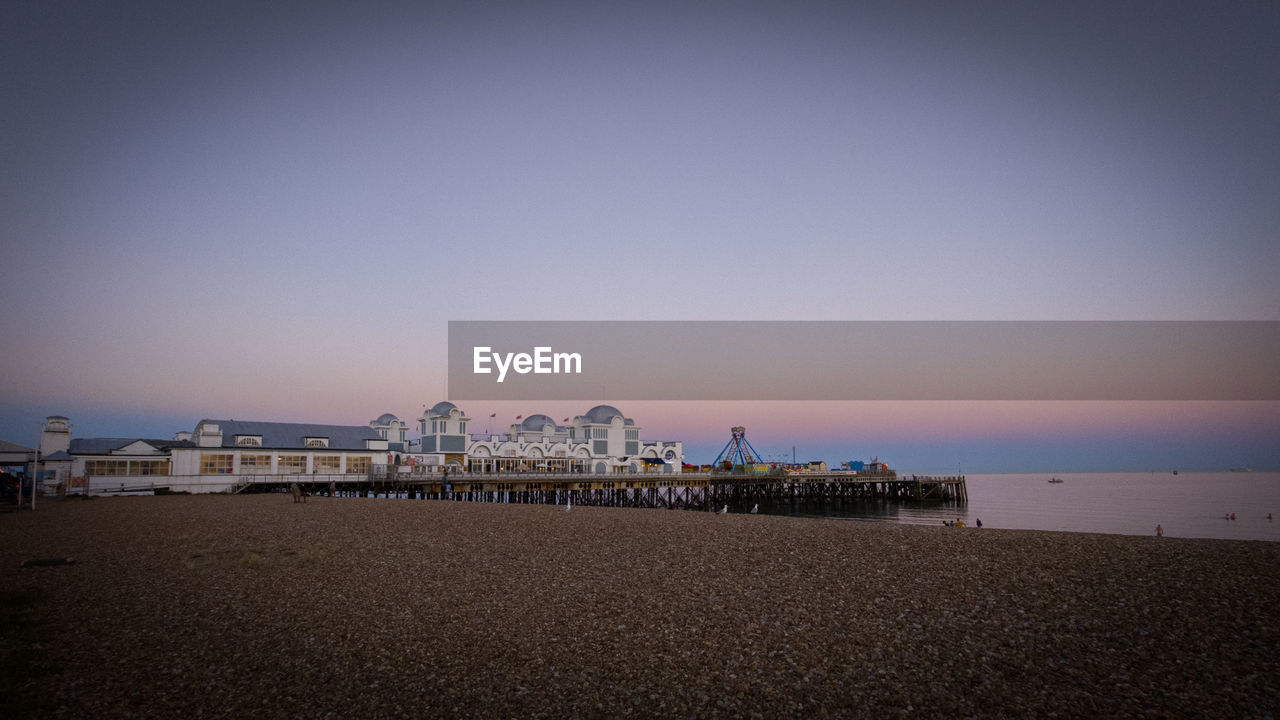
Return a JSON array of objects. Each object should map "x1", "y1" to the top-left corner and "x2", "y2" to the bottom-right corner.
[{"x1": 230, "y1": 470, "x2": 969, "y2": 509}]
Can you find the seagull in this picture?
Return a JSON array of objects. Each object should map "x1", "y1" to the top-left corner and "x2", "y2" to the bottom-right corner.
[
  {"x1": 750, "y1": 504, "x2": 758, "y2": 514},
  {"x1": 563, "y1": 499, "x2": 572, "y2": 512},
  {"x1": 716, "y1": 504, "x2": 728, "y2": 515}
]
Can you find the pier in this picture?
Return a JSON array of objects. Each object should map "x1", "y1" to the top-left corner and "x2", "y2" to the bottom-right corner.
[{"x1": 220, "y1": 469, "x2": 968, "y2": 510}]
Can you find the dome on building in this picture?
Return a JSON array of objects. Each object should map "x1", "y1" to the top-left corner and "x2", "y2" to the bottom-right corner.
[
  {"x1": 520, "y1": 414, "x2": 556, "y2": 431},
  {"x1": 428, "y1": 401, "x2": 458, "y2": 417},
  {"x1": 372, "y1": 413, "x2": 399, "y2": 425},
  {"x1": 582, "y1": 405, "x2": 624, "y2": 424}
]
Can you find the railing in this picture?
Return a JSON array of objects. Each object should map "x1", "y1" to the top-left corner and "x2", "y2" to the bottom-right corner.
[
  {"x1": 77, "y1": 470, "x2": 941, "y2": 493},
  {"x1": 379, "y1": 470, "x2": 686, "y2": 481},
  {"x1": 80, "y1": 473, "x2": 370, "y2": 495}
]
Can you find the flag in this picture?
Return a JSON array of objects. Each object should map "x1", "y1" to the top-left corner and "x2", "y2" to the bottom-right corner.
[
  {"x1": 515, "y1": 415, "x2": 522, "y2": 420},
  {"x1": 489, "y1": 413, "x2": 496, "y2": 418},
  {"x1": 563, "y1": 418, "x2": 569, "y2": 422}
]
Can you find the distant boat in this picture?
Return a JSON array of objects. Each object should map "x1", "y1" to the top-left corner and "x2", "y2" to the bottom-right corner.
[
  {"x1": 1047, "y1": 477, "x2": 1064, "y2": 484},
  {"x1": 1229, "y1": 467, "x2": 1253, "y2": 472},
  {"x1": 1172, "y1": 470, "x2": 1178, "y2": 475}
]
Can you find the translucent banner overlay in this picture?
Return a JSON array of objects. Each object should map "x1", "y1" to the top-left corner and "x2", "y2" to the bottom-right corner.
[{"x1": 447, "y1": 321, "x2": 1280, "y2": 401}]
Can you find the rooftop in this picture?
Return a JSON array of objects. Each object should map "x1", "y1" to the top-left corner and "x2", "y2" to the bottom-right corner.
[{"x1": 200, "y1": 420, "x2": 381, "y2": 450}]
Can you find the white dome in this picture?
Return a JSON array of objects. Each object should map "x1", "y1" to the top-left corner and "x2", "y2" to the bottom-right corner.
[
  {"x1": 582, "y1": 405, "x2": 623, "y2": 424},
  {"x1": 520, "y1": 414, "x2": 556, "y2": 431},
  {"x1": 428, "y1": 401, "x2": 458, "y2": 418}
]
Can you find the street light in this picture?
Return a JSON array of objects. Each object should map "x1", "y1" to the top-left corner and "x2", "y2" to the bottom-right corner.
[{"x1": 30, "y1": 426, "x2": 39, "y2": 510}]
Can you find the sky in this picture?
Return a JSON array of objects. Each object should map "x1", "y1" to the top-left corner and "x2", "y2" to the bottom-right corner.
[{"x1": 2, "y1": 0, "x2": 1278, "y2": 471}]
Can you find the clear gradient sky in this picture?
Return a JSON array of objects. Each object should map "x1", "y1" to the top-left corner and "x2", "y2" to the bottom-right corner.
[{"x1": 2, "y1": 1, "x2": 1278, "y2": 471}]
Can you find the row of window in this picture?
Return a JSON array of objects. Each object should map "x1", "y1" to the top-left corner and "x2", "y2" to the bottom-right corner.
[
  {"x1": 236, "y1": 436, "x2": 330, "y2": 448},
  {"x1": 84, "y1": 460, "x2": 169, "y2": 476},
  {"x1": 199, "y1": 454, "x2": 372, "y2": 475}
]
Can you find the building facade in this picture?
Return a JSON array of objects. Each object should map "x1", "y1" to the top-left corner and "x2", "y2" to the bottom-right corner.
[
  {"x1": 417, "y1": 403, "x2": 683, "y2": 474},
  {"x1": 59, "y1": 418, "x2": 390, "y2": 493},
  {"x1": 29, "y1": 404, "x2": 683, "y2": 494},
  {"x1": 170, "y1": 419, "x2": 389, "y2": 478}
]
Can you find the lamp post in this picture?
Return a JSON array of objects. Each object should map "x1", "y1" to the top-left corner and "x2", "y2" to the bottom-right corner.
[{"x1": 30, "y1": 427, "x2": 39, "y2": 510}]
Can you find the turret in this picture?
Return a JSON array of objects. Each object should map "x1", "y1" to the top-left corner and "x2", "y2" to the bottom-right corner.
[{"x1": 40, "y1": 415, "x2": 71, "y2": 455}]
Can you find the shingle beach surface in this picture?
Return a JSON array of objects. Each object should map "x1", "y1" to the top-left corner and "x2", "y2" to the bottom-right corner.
[{"x1": 2, "y1": 495, "x2": 1277, "y2": 718}]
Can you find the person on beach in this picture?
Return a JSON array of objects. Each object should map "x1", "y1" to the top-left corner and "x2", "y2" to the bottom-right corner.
[
  {"x1": 976, "y1": 518, "x2": 982, "y2": 528},
  {"x1": 1156, "y1": 524, "x2": 1163, "y2": 537}
]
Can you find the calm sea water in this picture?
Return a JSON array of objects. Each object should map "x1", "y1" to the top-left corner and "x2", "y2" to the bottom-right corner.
[{"x1": 755, "y1": 472, "x2": 1280, "y2": 542}]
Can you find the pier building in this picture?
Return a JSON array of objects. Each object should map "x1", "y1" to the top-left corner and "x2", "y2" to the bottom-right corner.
[
  {"x1": 416, "y1": 402, "x2": 683, "y2": 474},
  {"x1": 55, "y1": 418, "x2": 390, "y2": 493},
  {"x1": 168, "y1": 419, "x2": 390, "y2": 478},
  {"x1": 32, "y1": 405, "x2": 681, "y2": 494}
]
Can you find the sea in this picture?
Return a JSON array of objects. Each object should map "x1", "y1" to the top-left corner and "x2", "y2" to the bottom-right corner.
[{"x1": 754, "y1": 472, "x2": 1280, "y2": 542}]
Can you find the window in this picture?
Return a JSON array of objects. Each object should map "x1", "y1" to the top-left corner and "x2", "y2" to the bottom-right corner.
[
  {"x1": 85, "y1": 459, "x2": 129, "y2": 476},
  {"x1": 625, "y1": 429, "x2": 639, "y2": 441},
  {"x1": 235, "y1": 435, "x2": 261, "y2": 447},
  {"x1": 460, "y1": 422, "x2": 466, "y2": 435},
  {"x1": 85, "y1": 458, "x2": 169, "y2": 475},
  {"x1": 346, "y1": 456, "x2": 370, "y2": 474},
  {"x1": 240, "y1": 454, "x2": 271, "y2": 474},
  {"x1": 133, "y1": 460, "x2": 168, "y2": 476},
  {"x1": 200, "y1": 454, "x2": 234, "y2": 475},
  {"x1": 277, "y1": 455, "x2": 306, "y2": 473},
  {"x1": 305, "y1": 438, "x2": 328, "y2": 448},
  {"x1": 314, "y1": 456, "x2": 340, "y2": 473}
]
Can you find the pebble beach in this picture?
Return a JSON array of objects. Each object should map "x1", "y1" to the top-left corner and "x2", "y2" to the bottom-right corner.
[{"x1": 2, "y1": 495, "x2": 1277, "y2": 718}]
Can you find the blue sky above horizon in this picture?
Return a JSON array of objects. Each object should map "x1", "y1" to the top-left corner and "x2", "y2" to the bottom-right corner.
[{"x1": 2, "y1": 1, "x2": 1278, "y2": 471}]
